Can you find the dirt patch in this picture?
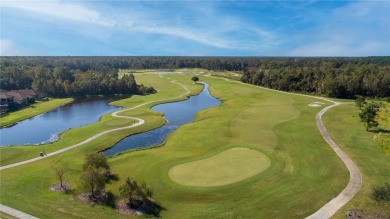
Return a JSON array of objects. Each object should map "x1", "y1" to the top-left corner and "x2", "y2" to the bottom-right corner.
[
  {"x1": 49, "y1": 183, "x2": 70, "y2": 192},
  {"x1": 77, "y1": 192, "x2": 115, "y2": 206},
  {"x1": 346, "y1": 210, "x2": 390, "y2": 219},
  {"x1": 116, "y1": 203, "x2": 143, "y2": 216}
]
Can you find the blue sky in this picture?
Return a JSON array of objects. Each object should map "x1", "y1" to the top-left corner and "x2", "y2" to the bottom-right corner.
[{"x1": 1, "y1": 0, "x2": 389, "y2": 56}]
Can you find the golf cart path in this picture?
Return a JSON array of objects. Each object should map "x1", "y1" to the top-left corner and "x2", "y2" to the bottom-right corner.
[
  {"x1": 0, "y1": 79, "x2": 190, "y2": 171},
  {"x1": 305, "y1": 102, "x2": 362, "y2": 219},
  {"x1": 220, "y1": 76, "x2": 362, "y2": 218},
  {"x1": 0, "y1": 79, "x2": 190, "y2": 218},
  {"x1": 1, "y1": 76, "x2": 362, "y2": 218}
]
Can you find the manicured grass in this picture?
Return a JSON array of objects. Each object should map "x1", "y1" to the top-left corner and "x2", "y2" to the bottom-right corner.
[
  {"x1": 169, "y1": 147, "x2": 271, "y2": 187},
  {"x1": 322, "y1": 104, "x2": 390, "y2": 218},
  {"x1": 0, "y1": 98, "x2": 73, "y2": 127},
  {"x1": 0, "y1": 74, "x2": 202, "y2": 165},
  {"x1": 0, "y1": 73, "x2": 351, "y2": 218}
]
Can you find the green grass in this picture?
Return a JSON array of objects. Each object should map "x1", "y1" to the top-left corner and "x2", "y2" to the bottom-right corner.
[
  {"x1": 0, "y1": 98, "x2": 74, "y2": 127},
  {"x1": 169, "y1": 147, "x2": 270, "y2": 187},
  {"x1": 322, "y1": 104, "x2": 390, "y2": 218},
  {"x1": 0, "y1": 74, "x2": 202, "y2": 165},
  {"x1": 0, "y1": 73, "x2": 351, "y2": 218},
  {"x1": 0, "y1": 211, "x2": 18, "y2": 219}
]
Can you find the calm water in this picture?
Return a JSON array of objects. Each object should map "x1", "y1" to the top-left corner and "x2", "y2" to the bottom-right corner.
[
  {"x1": 104, "y1": 83, "x2": 220, "y2": 156},
  {"x1": 0, "y1": 98, "x2": 121, "y2": 146}
]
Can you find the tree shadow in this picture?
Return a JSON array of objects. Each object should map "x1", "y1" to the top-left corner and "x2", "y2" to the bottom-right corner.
[
  {"x1": 136, "y1": 199, "x2": 166, "y2": 217},
  {"x1": 369, "y1": 128, "x2": 390, "y2": 134}
]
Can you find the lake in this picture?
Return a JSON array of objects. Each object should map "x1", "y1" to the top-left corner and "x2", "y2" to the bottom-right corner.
[
  {"x1": 104, "y1": 83, "x2": 220, "y2": 156},
  {"x1": 0, "y1": 98, "x2": 121, "y2": 146}
]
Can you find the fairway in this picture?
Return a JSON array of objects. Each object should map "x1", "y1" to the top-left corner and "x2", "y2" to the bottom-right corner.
[
  {"x1": 169, "y1": 147, "x2": 271, "y2": 187},
  {"x1": 0, "y1": 73, "x2": 353, "y2": 218}
]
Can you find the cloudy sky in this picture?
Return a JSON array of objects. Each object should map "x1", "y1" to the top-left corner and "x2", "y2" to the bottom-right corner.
[{"x1": 0, "y1": 0, "x2": 389, "y2": 56}]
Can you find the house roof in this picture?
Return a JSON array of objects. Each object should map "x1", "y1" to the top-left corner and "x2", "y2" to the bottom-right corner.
[
  {"x1": 10, "y1": 89, "x2": 37, "y2": 97},
  {"x1": 0, "y1": 90, "x2": 13, "y2": 99},
  {"x1": 6, "y1": 91, "x2": 24, "y2": 103},
  {"x1": 0, "y1": 89, "x2": 38, "y2": 103}
]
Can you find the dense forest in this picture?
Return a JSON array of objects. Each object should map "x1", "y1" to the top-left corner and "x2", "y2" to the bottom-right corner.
[
  {"x1": 0, "y1": 56, "x2": 389, "y2": 98},
  {"x1": 0, "y1": 57, "x2": 157, "y2": 97}
]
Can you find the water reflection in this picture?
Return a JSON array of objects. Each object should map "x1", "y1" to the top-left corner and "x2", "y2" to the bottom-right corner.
[
  {"x1": 104, "y1": 84, "x2": 220, "y2": 156},
  {"x1": 0, "y1": 97, "x2": 121, "y2": 146}
]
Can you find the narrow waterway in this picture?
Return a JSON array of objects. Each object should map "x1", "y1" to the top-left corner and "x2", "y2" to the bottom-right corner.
[
  {"x1": 104, "y1": 83, "x2": 220, "y2": 156},
  {"x1": 0, "y1": 98, "x2": 121, "y2": 146}
]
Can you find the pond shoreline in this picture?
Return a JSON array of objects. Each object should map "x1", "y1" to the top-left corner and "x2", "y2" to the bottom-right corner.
[{"x1": 103, "y1": 83, "x2": 221, "y2": 156}]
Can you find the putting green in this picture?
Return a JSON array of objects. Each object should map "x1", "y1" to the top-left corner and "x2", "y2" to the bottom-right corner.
[{"x1": 169, "y1": 147, "x2": 271, "y2": 187}]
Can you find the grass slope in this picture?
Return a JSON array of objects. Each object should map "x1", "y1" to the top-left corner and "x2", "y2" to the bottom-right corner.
[
  {"x1": 169, "y1": 147, "x2": 270, "y2": 187},
  {"x1": 0, "y1": 98, "x2": 73, "y2": 127},
  {"x1": 322, "y1": 104, "x2": 390, "y2": 218},
  {"x1": 0, "y1": 73, "x2": 350, "y2": 218}
]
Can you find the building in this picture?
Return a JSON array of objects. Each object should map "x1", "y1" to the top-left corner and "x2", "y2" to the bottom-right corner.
[{"x1": 0, "y1": 89, "x2": 45, "y2": 114}]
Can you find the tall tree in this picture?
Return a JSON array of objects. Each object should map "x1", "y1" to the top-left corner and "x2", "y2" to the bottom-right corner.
[
  {"x1": 80, "y1": 166, "x2": 106, "y2": 198},
  {"x1": 359, "y1": 102, "x2": 380, "y2": 131}
]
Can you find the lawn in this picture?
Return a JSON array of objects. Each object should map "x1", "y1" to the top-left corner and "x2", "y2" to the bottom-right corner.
[
  {"x1": 169, "y1": 147, "x2": 271, "y2": 187},
  {"x1": 0, "y1": 74, "x2": 202, "y2": 165},
  {"x1": 0, "y1": 73, "x2": 352, "y2": 218},
  {"x1": 322, "y1": 104, "x2": 390, "y2": 218},
  {"x1": 0, "y1": 98, "x2": 74, "y2": 127}
]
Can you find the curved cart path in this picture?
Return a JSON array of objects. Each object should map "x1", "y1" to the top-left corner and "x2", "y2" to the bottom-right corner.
[
  {"x1": 0, "y1": 79, "x2": 190, "y2": 218},
  {"x1": 0, "y1": 79, "x2": 189, "y2": 171},
  {"x1": 1, "y1": 76, "x2": 362, "y2": 218},
  {"x1": 305, "y1": 102, "x2": 362, "y2": 219},
  {"x1": 216, "y1": 76, "x2": 362, "y2": 218}
]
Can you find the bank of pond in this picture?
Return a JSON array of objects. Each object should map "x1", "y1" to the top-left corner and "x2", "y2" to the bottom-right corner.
[{"x1": 0, "y1": 84, "x2": 221, "y2": 156}]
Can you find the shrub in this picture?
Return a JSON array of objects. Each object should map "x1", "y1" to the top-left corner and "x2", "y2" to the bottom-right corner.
[{"x1": 371, "y1": 183, "x2": 390, "y2": 202}]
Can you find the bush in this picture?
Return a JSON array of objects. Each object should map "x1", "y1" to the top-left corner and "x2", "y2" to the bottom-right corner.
[{"x1": 371, "y1": 183, "x2": 390, "y2": 202}]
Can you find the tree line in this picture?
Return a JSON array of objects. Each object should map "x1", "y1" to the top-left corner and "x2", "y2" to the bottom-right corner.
[
  {"x1": 240, "y1": 61, "x2": 390, "y2": 99},
  {"x1": 0, "y1": 58, "x2": 156, "y2": 97},
  {"x1": 1, "y1": 56, "x2": 389, "y2": 98}
]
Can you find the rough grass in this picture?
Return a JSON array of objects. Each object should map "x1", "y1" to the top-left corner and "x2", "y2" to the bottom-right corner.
[
  {"x1": 0, "y1": 98, "x2": 73, "y2": 127},
  {"x1": 322, "y1": 104, "x2": 390, "y2": 218},
  {"x1": 169, "y1": 147, "x2": 271, "y2": 187},
  {"x1": 375, "y1": 102, "x2": 390, "y2": 156},
  {"x1": 0, "y1": 74, "x2": 351, "y2": 218}
]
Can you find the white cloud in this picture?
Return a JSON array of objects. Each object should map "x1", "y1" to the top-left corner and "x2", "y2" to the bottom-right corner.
[
  {"x1": 0, "y1": 0, "x2": 279, "y2": 54},
  {"x1": 0, "y1": 0, "x2": 112, "y2": 26},
  {"x1": 0, "y1": 39, "x2": 34, "y2": 55},
  {"x1": 288, "y1": 0, "x2": 390, "y2": 56}
]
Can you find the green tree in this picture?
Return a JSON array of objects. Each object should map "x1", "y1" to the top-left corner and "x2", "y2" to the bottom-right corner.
[
  {"x1": 80, "y1": 166, "x2": 106, "y2": 198},
  {"x1": 355, "y1": 96, "x2": 366, "y2": 109},
  {"x1": 359, "y1": 102, "x2": 380, "y2": 131},
  {"x1": 191, "y1": 76, "x2": 199, "y2": 83},
  {"x1": 52, "y1": 165, "x2": 68, "y2": 189},
  {"x1": 83, "y1": 152, "x2": 110, "y2": 171},
  {"x1": 119, "y1": 177, "x2": 153, "y2": 209}
]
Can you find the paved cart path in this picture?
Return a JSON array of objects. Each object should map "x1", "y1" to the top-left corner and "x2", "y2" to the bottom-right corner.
[
  {"x1": 0, "y1": 80, "x2": 189, "y2": 171},
  {"x1": 1, "y1": 76, "x2": 362, "y2": 218},
  {"x1": 220, "y1": 77, "x2": 362, "y2": 218},
  {"x1": 305, "y1": 102, "x2": 362, "y2": 219},
  {"x1": 0, "y1": 79, "x2": 190, "y2": 218}
]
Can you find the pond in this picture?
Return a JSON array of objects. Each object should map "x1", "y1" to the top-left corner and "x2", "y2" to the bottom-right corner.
[
  {"x1": 0, "y1": 98, "x2": 121, "y2": 146},
  {"x1": 104, "y1": 83, "x2": 220, "y2": 156}
]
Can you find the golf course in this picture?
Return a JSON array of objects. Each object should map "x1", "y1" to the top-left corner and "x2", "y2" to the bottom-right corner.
[{"x1": 0, "y1": 71, "x2": 389, "y2": 218}]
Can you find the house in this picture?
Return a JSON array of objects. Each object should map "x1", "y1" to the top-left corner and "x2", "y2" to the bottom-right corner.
[
  {"x1": 0, "y1": 89, "x2": 45, "y2": 114},
  {"x1": 0, "y1": 90, "x2": 14, "y2": 114}
]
